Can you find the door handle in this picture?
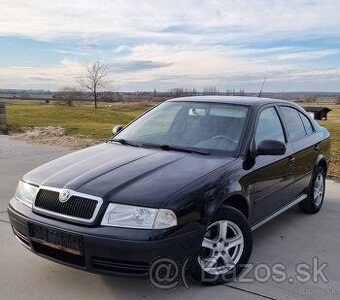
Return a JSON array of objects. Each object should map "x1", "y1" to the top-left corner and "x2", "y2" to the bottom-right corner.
[{"x1": 288, "y1": 156, "x2": 295, "y2": 165}]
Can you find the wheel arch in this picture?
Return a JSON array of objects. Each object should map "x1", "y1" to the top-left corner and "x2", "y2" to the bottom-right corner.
[
  {"x1": 222, "y1": 194, "x2": 250, "y2": 220},
  {"x1": 316, "y1": 155, "x2": 328, "y2": 174}
]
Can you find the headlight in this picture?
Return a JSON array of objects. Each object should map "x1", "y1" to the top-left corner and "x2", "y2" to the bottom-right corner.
[
  {"x1": 101, "y1": 203, "x2": 177, "y2": 229},
  {"x1": 15, "y1": 180, "x2": 39, "y2": 208}
]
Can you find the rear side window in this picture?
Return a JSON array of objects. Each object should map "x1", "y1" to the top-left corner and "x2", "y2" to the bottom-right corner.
[
  {"x1": 281, "y1": 107, "x2": 306, "y2": 141},
  {"x1": 299, "y1": 112, "x2": 314, "y2": 135},
  {"x1": 255, "y1": 107, "x2": 285, "y2": 146}
]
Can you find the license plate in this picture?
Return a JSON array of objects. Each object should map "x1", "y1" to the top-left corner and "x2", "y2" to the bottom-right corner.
[{"x1": 29, "y1": 224, "x2": 83, "y2": 256}]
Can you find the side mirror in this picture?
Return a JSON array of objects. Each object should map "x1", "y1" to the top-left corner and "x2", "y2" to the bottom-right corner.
[
  {"x1": 257, "y1": 140, "x2": 286, "y2": 156},
  {"x1": 112, "y1": 125, "x2": 124, "y2": 136}
]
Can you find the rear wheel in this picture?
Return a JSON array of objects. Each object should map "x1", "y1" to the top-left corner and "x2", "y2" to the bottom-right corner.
[
  {"x1": 299, "y1": 166, "x2": 326, "y2": 214},
  {"x1": 191, "y1": 206, "x2": 252, "y2": 285}
]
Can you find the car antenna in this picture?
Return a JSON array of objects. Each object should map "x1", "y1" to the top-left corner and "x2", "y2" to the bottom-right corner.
[{"x1": 258, "y1": 77, "x2": 267, "y2": 97}]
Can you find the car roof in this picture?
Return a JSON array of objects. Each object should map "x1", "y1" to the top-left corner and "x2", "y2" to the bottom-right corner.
[{"x1": 167, "y1": 96, "x2": 291, "y2": 106}]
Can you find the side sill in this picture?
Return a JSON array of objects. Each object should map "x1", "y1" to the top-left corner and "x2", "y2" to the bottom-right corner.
[{"x1": 251, "y1": 194, "x2": 307, "y2": 231}]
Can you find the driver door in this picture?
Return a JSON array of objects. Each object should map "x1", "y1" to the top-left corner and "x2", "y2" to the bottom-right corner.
[{"x1": 250, "y1": 106, "x2": 294, "y2": 223}]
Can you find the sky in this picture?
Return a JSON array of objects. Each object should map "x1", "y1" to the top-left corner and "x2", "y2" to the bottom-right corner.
[{"x1": 0, "y1": 0, "x2": 340, "y2": 92}]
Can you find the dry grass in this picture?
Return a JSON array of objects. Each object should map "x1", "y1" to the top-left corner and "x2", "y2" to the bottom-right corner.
[
  {"x1": 6, "y1": 101, "x2": 154, "y2": 139},
  {"x1": 302, "y1": 102, "x2": 339, "y2": 177},
  {"x1": 11, "y1": 126, "x2": 99, "y2": 149}
]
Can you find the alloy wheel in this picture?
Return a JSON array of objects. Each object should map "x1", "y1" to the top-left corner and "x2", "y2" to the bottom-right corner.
[
  {"x1": 314, "y1": 173, "x2": 325, "y2": 207},
  {"x1": 198, "y1": 220, "x2": 244, "y2": 275}
]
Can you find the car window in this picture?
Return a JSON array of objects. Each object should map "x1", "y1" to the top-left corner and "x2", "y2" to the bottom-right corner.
[
  {"x1": 128, "y1": 104, "x2": 182, "y2": 137},
  {"x1": 299, "y1": 112, "x2": 314, "y2": 135},
  {"x1": 281, "y1": 107, "x2": 307, "y2": 141},
  {"x1": 115, "y1": 101, "x2": 249, "y2": 155},
  {"x1": 255, "y1": 107, "x2": 285, "y2": 146}
]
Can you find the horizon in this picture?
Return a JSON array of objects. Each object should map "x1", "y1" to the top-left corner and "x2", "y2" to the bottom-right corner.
[
  {"x1": 2, "y1": 88, "x2": 340, "y2": 96},
  {"x1": 1, "y1": 0, "x2": 340, "y2": 92}
]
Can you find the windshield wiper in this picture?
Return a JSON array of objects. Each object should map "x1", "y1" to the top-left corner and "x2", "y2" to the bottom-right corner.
[
  {"x1": 159, "y1": 144, "x2": 210, "y2": 155},
  {"x1": 110, "y1": 138, "x2": 140, "y2": 147},
  {"x1": 110, "y1": 140, "x2": 209, "y2": 155}
]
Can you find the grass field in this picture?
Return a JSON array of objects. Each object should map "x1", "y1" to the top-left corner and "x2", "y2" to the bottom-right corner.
[
  {"x1": 5, "y1": 100, "x2": 340, "y2": 176},
  {"x1": 6, "y1": 101, "x2": 154, "y2": 139}
]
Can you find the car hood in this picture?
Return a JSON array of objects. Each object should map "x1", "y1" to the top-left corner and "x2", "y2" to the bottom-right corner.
[{"x1": 23, "y1": 143, "x2": 235, "y2": 207}]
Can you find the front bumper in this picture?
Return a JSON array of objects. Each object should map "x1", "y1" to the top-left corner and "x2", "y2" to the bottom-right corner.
[{"x1": 8, "y1": 198, "x2": 205, "y2": 277}]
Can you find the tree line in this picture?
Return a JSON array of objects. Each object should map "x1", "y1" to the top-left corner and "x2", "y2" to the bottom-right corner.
[{"x1": 56, "y1": 61, "x2": 247, "y2": 108}]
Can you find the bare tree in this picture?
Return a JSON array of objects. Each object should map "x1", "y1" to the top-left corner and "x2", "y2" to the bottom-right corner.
[
  {"x1": 79, "y1": 61, "x2": 110, "y2": 109},
  {"x1": 203, "y1": 87, "x2": 219, "y2": 95},
  {"x1": 170, "y1": 88, "x2": 185, "y2": 97},
  {"x1": 100, "y1": 91, "x2": 123, "y2": 102},
  {"x1": 55, "y1": 86, "x2": 81, "y2": 107},
  {"x1": 335, "y1": 96, "x2": 340, "y2": 105},
  {"x1": 303, "y1": 94, "x2": 317, "y2": 103}
]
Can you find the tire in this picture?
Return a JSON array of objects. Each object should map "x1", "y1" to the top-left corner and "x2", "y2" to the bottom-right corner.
[
  {"x1": 191, "y1": 206, "x2": 252, "y2": 285},
  {"x1": 298, "y1": 166, "x2": 326, "y2": 214}
]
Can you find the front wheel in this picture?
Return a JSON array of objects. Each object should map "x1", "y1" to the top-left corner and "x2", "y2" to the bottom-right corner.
[
  {"x1": 191, "y1": 206, "x2": 252, "y2": 285},
  {"x1": 299, "y1": 166, "x2": 326, "y2": 214}
]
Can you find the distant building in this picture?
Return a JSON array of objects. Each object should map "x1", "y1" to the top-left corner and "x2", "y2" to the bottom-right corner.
[{"x1": 303, "y1": 107, "x2": 332, "y2": 120}]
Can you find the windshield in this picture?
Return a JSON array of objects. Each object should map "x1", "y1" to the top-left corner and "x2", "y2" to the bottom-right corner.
[{"x1": 114, "y1": 101, "x2": 249, "y2": 155}]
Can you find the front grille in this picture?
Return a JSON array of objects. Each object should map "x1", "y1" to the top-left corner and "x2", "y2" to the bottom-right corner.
[{"x1": 34, "y1": 189, "x2": 98, "y2": 221}]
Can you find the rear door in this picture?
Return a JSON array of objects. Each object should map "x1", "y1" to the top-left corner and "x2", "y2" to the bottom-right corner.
[
  {"x1": 251, "y1": 106, "x2": 294, "y2": 222},
  {"x1": 279, "y1": 106, "x2": 318, "y2": 197}
]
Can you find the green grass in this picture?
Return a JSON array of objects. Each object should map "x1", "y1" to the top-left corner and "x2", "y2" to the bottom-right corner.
[
  {"x1": 6, "y1": 101, "x2": 154, "y2": 139},
  {"x1": 5, "y1": 100, "x2": 340, "y2": 176}
]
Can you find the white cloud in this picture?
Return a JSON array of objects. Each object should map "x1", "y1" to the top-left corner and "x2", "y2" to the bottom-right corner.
[
  {"x1": 1, "y1": 0, "x2": 340, "y2": 41},
  {"x1": 1, "y1": 44, "x2": 340, "y2": 91},
  {"x1": 107, "y1": 43, "x2": 340, "y2": 91},
  {"x1": 0, "y1": 59, "x2": 84, "y2": 88},
  {"x1": 0, "y1": 0, "x2": 340, "y2": 90}
]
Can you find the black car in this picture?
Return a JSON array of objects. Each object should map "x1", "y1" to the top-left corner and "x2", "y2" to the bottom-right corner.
[{"x1": 8, "y1": 96, "x2": 330, "y2": 284}]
